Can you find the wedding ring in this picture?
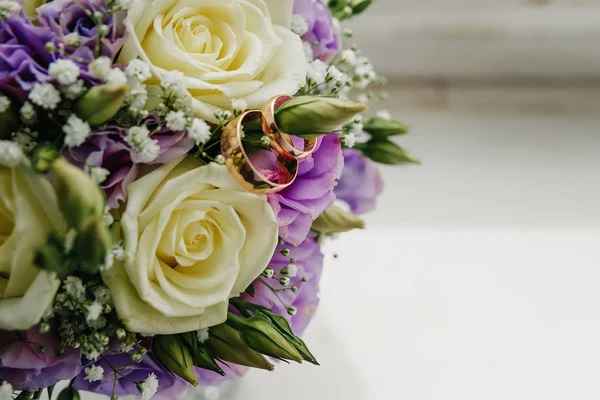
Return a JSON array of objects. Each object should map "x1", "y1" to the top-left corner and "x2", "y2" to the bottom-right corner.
[
  {"x1": 221, "y1": 110, "x2": 299, "y2": 194},
  {"x1": 261, "y1": 95, "x2": 318, "y2": 160}
]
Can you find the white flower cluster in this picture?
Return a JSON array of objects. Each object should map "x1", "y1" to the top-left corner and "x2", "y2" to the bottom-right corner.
[
  {"x1": 48, "y1": 59, "x2": 87, "y2": 99},
  {"x1": 125, "y1": 59, "x2": 152, "y2": 117},
  {"x1": 29, "y1": 82, "x2": 61, "y2": 110},
  {"x1": 101, "y1": 243, "x2": 126, "y2": 271},
  {"x1": 291, "y1": 14, "x2": 309, "y2": 36},
  {"x1": 139, "y1": 373, "x2": 159, "y2": 400},
  {"x1": 125, "y1": 126, "x2": 161, "y2": 163},
  {"x1": 0, "y1": 0, "x2": 20, "y2": 18},
  {"x1": 84, "y1": 365, "x2": 104, "y2": 382},
  {"x1": 90, "y1": 56, "x2": 127, "y2": 86},
  {"x1": 63, "y1": 114, "x2": 91, "y2": 147},
  {"x1": 0, "y1": 140, "x2": 23, "y2": 167},
  {"x1": 12, "y1": 129, "x2": 38, "y2": 152},
  {"x1": 342, "y1": 115, "x2": 365, "y2": 148},
  {"x1": 197, "y1": 328, "x2": 210, "y2": 343}
]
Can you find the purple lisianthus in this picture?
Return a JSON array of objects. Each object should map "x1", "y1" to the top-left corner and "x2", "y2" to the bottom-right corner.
[
  {"x1": 0, "y1": 15, "x2": 57, "y2": 99},
  {"x1": 240, "y1": 233, "x2": 323, "y2": 334},
  {"x1": 293, "y1": 0, "x2": 340, "y2": 61},
  {"x1": 65, "y1": 117, "x2": 194, "y2": 208},
  {"x1": 73, "y1": 353, "x2": 188, "y2": 399},
  {"x1": 266, "y1": 134, "x2": 343, "y2": 246},
  {"x1": 0, "y1": 326, "x2": 82, "y2": 391},
  {"x1": 38, "y1": 0, "x2": 125, "y2": 63},
  {"x1": 335, "y1": 148, "x2": 384, "y2": 214}
]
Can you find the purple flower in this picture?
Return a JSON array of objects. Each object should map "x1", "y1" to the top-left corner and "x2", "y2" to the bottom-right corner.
[
  {"x1": 0, "y1": 15, "x2": 57, "y2": 99},
  {"x1": 73, "y1": 353, "x2": 188, "y2": 399},
  {"x1": 264, "y1": 134, "x2": 344, "y2": 246},
  {"x1": 38, "y1": 0, "x2": 125, "y2": 62},
  {"x1": 0, "y1": 326, "x2": 83, "y2": 391},
  {"x1": 335, "y1": 148, "x2": 384, "y2": 214},
  {"x1": 240, "y1": 233, "x2": 323, "y2": 335},
  {"x1": 293, "y1": 0, "x2": 340, "y2": 61},
  {"x1": 64, "y1": 117, "x2": 194, "y2": 208}
]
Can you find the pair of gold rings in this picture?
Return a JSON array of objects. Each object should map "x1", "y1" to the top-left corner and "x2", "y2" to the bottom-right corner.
[{"x1": 221, "y1": 95, "x2": 318, "y2": 194}]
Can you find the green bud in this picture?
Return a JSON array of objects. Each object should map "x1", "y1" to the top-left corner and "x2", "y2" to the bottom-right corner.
[
  {"x1": 208, "y1": 323, "x2": 274, "y2": 371},
  {"x1": 34, "y1": 234, "x2": 67, "y2": 275},
  {"x1": 274, "y1": 96, "x2": 366, "y2": 138},
  {"x1": 51, "y1": 158, "x2": 105, "y2": 230},
  {"x1": 312, "y1": 205, "x2": 365, "y2": 234},
  {"x1": 152, "y1": 335, "x2": 198, "y2": 386},
  {"x1": 350, "y1": 0, "x2": 372, "y2": 14},
  {"x1": 227, "y1": 314, "x2": 303, "y2": 363},
  {"x1": 356, "y1": 140, "x2": 421, "y2": 165},
  {"x1": 75, "y1": 218, "x2": 112, "y2": 274},
  {"x1": 179, "y1": 332, "x2": 224, "y2": 376},
  {"x1": 31, "y1": 145, "x2": 59, "y2": 173},
  {"x1": 363, "y1": 117, "x2": 409, "y2": 139},
  {"x1": 57, "y1": 387, "x2": 81, "y2": 400},
  {"x1": 74, "y1": 83, "x2": 127, "y2": 126}
]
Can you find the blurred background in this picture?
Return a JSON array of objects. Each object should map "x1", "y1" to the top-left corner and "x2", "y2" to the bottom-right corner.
[{"x1": 211, "y1": 1, "x2": 600, "y2": 399}]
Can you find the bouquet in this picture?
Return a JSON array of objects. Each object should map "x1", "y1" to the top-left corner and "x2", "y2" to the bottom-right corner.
[{"x1": 0, "y1": 0, "x2": 417, "y2": 398}]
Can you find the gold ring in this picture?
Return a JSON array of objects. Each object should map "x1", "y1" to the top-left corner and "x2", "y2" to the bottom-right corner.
[
  {"x1": 221, "y1": 110, "x2": 299, "y2": 194},
  {"x1": 261, "y1": 95, "x2": 318, "y2": 160}
]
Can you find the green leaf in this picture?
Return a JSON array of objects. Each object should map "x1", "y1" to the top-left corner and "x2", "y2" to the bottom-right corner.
[
  {"x1": 312, "y1": 205, "x2": 365, "y2": 234},
  {"x1": 363, "y1": 118, "x2": 409, "y2": 139},
  {"x1": 356, "y1": 140, "x2": 421, "y2": 165},
  {"x1": 245, "y1": 283, "x2": 255, "y2": 297},
  {"x1": 351, "y1": 0, "x2": 373, "y2": 15},
  {"x1": 56, "y1": 387, "x2": 80, "y2": 400}
]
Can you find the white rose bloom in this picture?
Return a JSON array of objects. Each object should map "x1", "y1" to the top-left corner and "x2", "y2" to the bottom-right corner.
[
  {"x1": 0, "y1": 165, "x2": 66, "y2": 330},
  {"x1": 104, "y1": 157, "x2": 278, "y2": 334},
  {"x1": 119, "y1": 0, "x2": 308, "y2": 123}
]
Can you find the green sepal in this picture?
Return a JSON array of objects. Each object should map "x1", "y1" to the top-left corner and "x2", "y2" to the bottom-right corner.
[
  {"x1": 179, "y1": 332, "x2": 225, "y2": 376},
  {"x1": 356, "y1": 140, "x2": 421, "y2": 165},
  {"x1": 208, "y1": 323, "x2": 274, "y2": 371},
  {"x1": 152, "y1": 335, "x2": 198, "y2": 386}
]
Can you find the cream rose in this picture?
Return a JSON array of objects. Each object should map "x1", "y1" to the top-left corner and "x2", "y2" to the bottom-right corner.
[
  {"x1": 119, "y1": 0, "x2": 308, "y2": 122},
  {"x1": 0, "y1": 165, "x2": 66, "y2": 330},
  {"x1": 104, "y1": 157, "x2": 278, "y2": 334}
]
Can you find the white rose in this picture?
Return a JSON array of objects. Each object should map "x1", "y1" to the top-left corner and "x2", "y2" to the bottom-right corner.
[
  {"x1": 119, "y1": 0, "x2": 308, "y2": 122},
  {"x1": 0, "y1": 165, "x2": 66, "y2": 330},
  {"x1": 104, "y1": 157, "x2": 278, "y2": 334}
]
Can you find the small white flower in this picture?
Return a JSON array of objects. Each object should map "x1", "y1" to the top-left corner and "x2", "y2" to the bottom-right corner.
[
  {"x1": 84, "y1": 350, "x2": 101, "y2": 361},
  {"x1": 137, "y1": 139, "x2": 161, "y2": 163},
  {"x1": 0, "y1": 0, "x2": 21, "y2": 17},
  {"x1": 63, "y1": 32, "x2": 81, "y2": 48},
  {"x1": 127, "y1": 83, "x2": 148, "y2": 110},
  {"x1": 49, "y1": 59, "x2": 80, "y2": 86},
  {"x1": 0, "y1": 381, "x2": 13, "y2": 400},
  {"x1": 291, "y1": 14, "x2": 308, "y2": 36},
  {"x1": 125, "y1": 59, "x2": 152, "y2": 82},
  {"x1": 63, "y1": 114, "x2": 91, "y2": 147},
  {"x1": 125, "y1": 126, "x2": 150, "y2": 147},
  {"x1": 342, "y1": 132, "x2": 356, "y2": 148},
  {"x1": 356, "y1": 93, "x2": 369, "y2": 104},
  {"x1": 283, "y1": 263, "x2": 298, "y2": 277},
  {"x1": 231, "y1": 99, "x2": 247, "y2": 113},
  {"x1": 84, "y1": 365, "x2": 104, "y2": 382},
  {"x1": 140, "y1": 373, "x2": 159, "y2": 400},
  {"x1": 214, "y1": 109, "x2": 232, "y2": 123},
  {"x1": 349, "y1": 122, "x2": 363, "y2": 136},
  {"x1": 103, "y1": 205, "x2": 114, "y2": 225},
  {"x1": 64, "y1": 276, "x2": 86, "y2": 301},
  {"x1": 86, "y1": 301, "x2": 104, "y2": 322},
  {"x1": 12, "y1": 131, "x2": 37, "y2": 152},
  {"x1": 0, "y1": 95, "x2": 9, "y2": 112},
  {"x1": 161, "y1": 70, "x2": 186, "y2": 94},
  {"x1": 20, "y1": 102, "x2": 35, "y2": 121},
  {"x1": 88, "y1": 165, "x2": 110, "y2": 184},
  {"x1": 107, "y1": 68, "x2": 127, "y2": 86},
  {"x1": 214, "y1": 154, "x2": 225, "y2": 165},
  {"x1": 340, "y1": 49, "x2": 357, "y2": 65},
  {"x1": 327, "y1": 65, "x2": 346, "y2": 86},
  {"x1": 307, "y1": 60, "x2": 328, "y2": 85},
  {"x1": 197, "y1": 328, "x2": 209, "y2": 343},
  {"x1": 187, "y1": 118, "x2": 211, "y2": 145},
  {"x1": 64, "y1": 79, "x2": 86, "y2": 100},
  {"x1": 29, "y1": 83, "x2": 61, "y2": 110},
  {"x1": 102, "y1": 250, "x2": 115, "y2": 272},
  {"x1": 89, "y1": 56, "x2": 113, "y2": 80},
  {"x1": 376, "y1": 110, "x2": 393, "y2": 121},
  {"x1": 171, "y1": 92, "x2": 192, "y2": 114},
  {"x1": 302, "y1": 41, "x2": 314, "y2": 62},
  {"x1": 93, "y1": 286, "x2": 111, "y2": 304},
  {"x1": 165, "y1": 110, "x2": 187, "y2": 131},
  {"x1": 0, "y1": 141, "x2": 23, "y2": 167}
]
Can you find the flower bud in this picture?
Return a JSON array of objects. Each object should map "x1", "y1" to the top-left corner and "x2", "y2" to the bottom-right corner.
[
  {"x1": 74, "y1": 83, "x2": 127, "y2": 127},
  {"x1": 208, "y1": 323, "x2": 274, "y2": 371},
  {"x1": 57, "y1": 387, "x2": 81, "y2": 400},
  {"x1": 363, "y1": 117, "x2": 409, "y2": 139},
  {"x1": 178, "y1": 332, "x2": 224, "y2": 376},
  {"x1": 350, "y1": 0, "x2": 372, "y2": 14},
  {"x1": 227, "y1": 314, "x2": 303, "y2": 363},
  {"x1": 75, "y1": 218, "x2": 112, "y2": 274},
  {"x1": 152, "y1": 335, "x2": 198, "y2": 386},
  {"x1": 51, "y1": 158, "x2": 105, "y2": 230},
  {"x1": 31, "y1": 145, "x2": 58, "y2": 173},
  {"x1": 274, "y1": 96, "x2": 366, "y2": 138},
  {"x1": 356, "y1": 139, "x2": 421, "y2": 165},
  {"x1": 312, "y1": 205, "x2": 365, "y2": 234}
]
